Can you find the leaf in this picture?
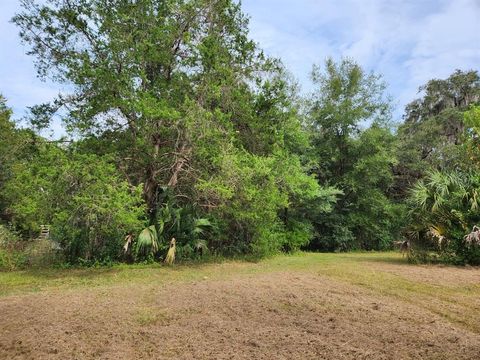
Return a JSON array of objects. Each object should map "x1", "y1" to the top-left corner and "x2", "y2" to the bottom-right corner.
[
  {"x1": 157, "y1": 218, "x2": 165, "y2": 236},
  {"x1": 194, "y1": 239, "x2": 208, "y2": 253},
  {"x1": 194, "y1": 218, "x2": 212, "y2": 227},
  {"x1": 193, "y1": 218, "x2": 213, "y2": 235},
  {"x1": 164, "y1": 238, "x2": 176, "y2": 265},
  {"x1": 136, "y1": 225, "x2": 159, "y2": 255}
]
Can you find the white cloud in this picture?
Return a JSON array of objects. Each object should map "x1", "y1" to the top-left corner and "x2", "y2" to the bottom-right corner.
[
  {"x1": 243, "y1": 0, "x2": 480, "y2": 119},
  {"x1": 0, "y1": 0, "x2": 65, "y2": 136},
  {"x1": 401, "y1": 0, "x2": 480, "y2": 103},
  {"x1": 2, "y1": 60, "x2": 67, "y2": 135}
]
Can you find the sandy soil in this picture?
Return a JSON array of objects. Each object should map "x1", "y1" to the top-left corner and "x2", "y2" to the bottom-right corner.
[{"x1": 1, "y1": 259, "x2": 479, "y2": 359}]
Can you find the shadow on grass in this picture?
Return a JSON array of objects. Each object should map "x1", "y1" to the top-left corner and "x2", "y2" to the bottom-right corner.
[
  {"x1": 0, "y1": 252, "x2": 412, "y2": 282},
  {"x1": 8, "y1": 254, "x2": 241, "y2": 282},
  {"x1": 19, "y1": 266, "x2": 119, "y2": 280},
  {"x1": 338, "y1": 252, "x2": 411, "y2": 266}
]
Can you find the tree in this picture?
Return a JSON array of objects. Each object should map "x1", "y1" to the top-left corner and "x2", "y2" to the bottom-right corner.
[
  {"x1": 14, "y1": 0, "x2": 262, "y2": 220},
  {"x1": 0, "y1": 95, "x2": 38, "y2": 224},
  {"x1": 14, "y1": 0, "x2": 336, "y2": 257},
  {"x1": 394, "y1": 70, "x2": 480, "y2": 198},
  {"x1": 307, "y1": 58, "x2": 401, "y2": 250},
  {"x1": 462, "y1": 105, "x2": 480, "y2": 168},
  {"x1": 404, "y1": 106, "x2": 480, "y2": 265}
]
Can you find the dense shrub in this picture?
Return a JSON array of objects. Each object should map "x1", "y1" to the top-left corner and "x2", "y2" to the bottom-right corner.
[
  {"x1": 197, "y1": 150, "x2": 337, "y2": 257},
  {"x1": 0, "y1": 225, "x2": 62, "y2": 270},
  {"x1": 0, "y1": 225, "x2": 26, "y2": 270},
  {"x1": 2, "y1": 146, "x2": 146, "y2": 263},
  {"x1": 407, "y1": 171, "x2": 480, "y2": 265}
]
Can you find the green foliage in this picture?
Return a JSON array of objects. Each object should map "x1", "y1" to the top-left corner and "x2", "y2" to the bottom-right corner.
[
  {"x1": 0, "y1": 224, "x2": 63, "y2": 270},
  {"x1": 7, "y1": 1, "x2": 478, "y2": 267},
  {"x1": 51, "y1": 153, "x2": 146, "y2": 262},
  {"x1": 0, "y1": 225, "x2": 26, "y2": 271},
  {"x1": 308, "y1": 58, "x2": 402, "y2": 251},
  {"x1": 130, "y1": 189, "x2": 217, "y2": 261},
  {"x1": 394, "y1": 70, "x2": 480, "y2": 197},
  {"x1": 463, "y1": 105, "x2": 480, "y2": 166},
  {"x1": 11, "y1": 0, "x2": 337, "y2": 260},
  {"x1": 2, "y1": 144, "x2": 146, "y2": 263},
  {"x1": 136, "y1": 225, "x2": 159, "y2": 258},
  {"x1": 23, "y1": 238, "x2": 64, "y2": 268},
  {"x1": 398, "y1": 75, "x2": 480, "y2": 265},
  {"x1": 0, "y1": 95, "x2": 37, "y2": 224},
  {"x1": 407, "y1": 170, "x2": 480, "y2": 264},
  {"x1": 196, "y1": 148, "x2": 338, "y2": 256},
  {"x1": 12, "y1": 0, "x2": 267, "y2": 217}
]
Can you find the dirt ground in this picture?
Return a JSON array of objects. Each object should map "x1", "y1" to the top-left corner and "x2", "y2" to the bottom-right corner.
[{"x1": 1, "y1": 253, "x2": 479, "y2": 359}]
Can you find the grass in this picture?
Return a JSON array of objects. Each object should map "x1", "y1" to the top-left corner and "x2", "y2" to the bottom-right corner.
[
  {"x1": 1, "y1": 252, "x2": 479, "y2": 332},
  {"x1": 0, "y1": 251, "x2": 353, "y2": 296},
  {"x1": 135, "y1": 307, "x2": 172, "y2": 326}
]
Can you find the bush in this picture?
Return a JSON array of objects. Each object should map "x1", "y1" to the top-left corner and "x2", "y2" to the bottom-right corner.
[
  {"x1": 0, "y1": 224, "x2": 26, "y2": 271},
  {"x1": 2, "y1": 147, "x2": 147, "y2": 263},
  {"x1": 407, "y1": 171, "x2": 480, "y2": 265},
  {"x1": 23, "y1": 238, "x2": 64, "y2": 268},
  {"x1": 282, "y1": 220, "x2": 313, "y2": 252},
  {"x1": 1, "y1": 224, "x2": 66, "y2": 270},
  {"x1": 50, "y1": 155, "x2": 147, "y2": 263},
  {"x1": 313, "y1": 221, "x2": 356, "y2": 252}
]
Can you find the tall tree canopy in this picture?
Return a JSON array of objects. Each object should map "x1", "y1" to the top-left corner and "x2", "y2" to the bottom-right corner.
[
  {"x1": 14, "y1": 0, "x2": 265, "y2": 215},
  {"x1": 394, "y1": 70, "x2": 480, "y2": 198},
  {"x1": 4, "y1": 1, "x2": 479, "y2": 265},
  {"x1": 306, "y1": 58, "x2": 402, "y2": 251},
  {"x1": 398, "y1": 72, "x2": 480, "y2": 265},
  {"x1": 11, "y1": 0, "x2": 337, "y2": 259}
]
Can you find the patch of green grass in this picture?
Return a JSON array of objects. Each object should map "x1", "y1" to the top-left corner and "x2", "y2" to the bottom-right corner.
[
  {"x1": 135, "y1": 307, "x2": 171, "y2": 326},
  {"x1": 0, "y1": 252, "x2": 450, "y2": 296}
]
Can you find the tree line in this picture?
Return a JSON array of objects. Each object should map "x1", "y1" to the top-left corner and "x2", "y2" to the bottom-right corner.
[{"x1": 1, "y1": 0, "x2": 479, "y2": 267}]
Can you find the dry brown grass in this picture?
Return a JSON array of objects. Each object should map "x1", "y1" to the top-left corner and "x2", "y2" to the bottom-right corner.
[{"x1": 1, "y1": 252, "x2": 479, "y2": 359}]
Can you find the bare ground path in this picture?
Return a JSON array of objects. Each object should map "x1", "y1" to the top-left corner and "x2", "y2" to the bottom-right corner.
[{"x1": 1, "y1": 253, "x2": 479, "y2": 359}]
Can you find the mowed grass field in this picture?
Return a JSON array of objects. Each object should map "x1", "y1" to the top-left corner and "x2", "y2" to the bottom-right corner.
[{"x1": 1, "y1": 252, "x2": 479, "y2": 359}]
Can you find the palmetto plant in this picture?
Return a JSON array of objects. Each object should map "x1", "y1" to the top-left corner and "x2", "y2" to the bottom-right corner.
[
  {"x1": 132, "y1": 204, "x2": 175, "y2": 259},
  {"x1": 409, "y1": 171, "x2": 464, "y2": 212},
  {"x1": 136, "y1": 225, "x2": 159, "y2": 257},
  {"x1": 191, "y1": 218, "x2": 213, "y2": 253},
  {"x1": 129, "y1": 200, "x2": 214, "y2": 261},
  {"x1": 408, "y1": 170, "x2": 480, "y2": 263},
  {"x1": 408, "y1": 171, "x2": 470, "y2": 228}
]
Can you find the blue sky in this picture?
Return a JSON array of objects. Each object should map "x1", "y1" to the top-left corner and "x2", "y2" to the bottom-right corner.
[{"x1": 1, "y1": 0, "x2": 479, "y2": 135}]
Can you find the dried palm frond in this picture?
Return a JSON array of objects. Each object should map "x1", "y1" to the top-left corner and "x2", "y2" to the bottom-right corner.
[
  {"x1": 123, "y1": 233, "x2": 134, "y2": 254},
  {"x1": 193, "y1": 239, "x2": 208, "y2": 256},
  {"x1": 164, "y1": 237, "x2": 176, "y2": 265},
  {"x1": 427, "y1": 225, "x2": 448, "y2": 247},
  {"x1": 464, "y1": 226, "x2": 480, "y2": 247},
  {"x1": 394, "y1": 240, "x2": 410, "y2": 256}
]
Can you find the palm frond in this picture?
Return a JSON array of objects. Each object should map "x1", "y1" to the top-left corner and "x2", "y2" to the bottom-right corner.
[
  {"x1": 464, "y1": 226, "x2": 480, "y2": 247},
  {"x1": 427, "y1": 225, "x2": 448, "y2": 247},
  {"x1": 164, "y1": 237, "x2": 176, "y2": 265},
  {"x1": 123, "y1": 234, "x2": 134, "y2": 254},
  {"x1": 194, "y1": 239, "x2": 209, "y2": 253},
  {"x1": 193, "y1": 218, "x2": 213, "y2": 234},
  {"x1": 136, "y1": 225, "x2": 159, "y2": 255}
]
